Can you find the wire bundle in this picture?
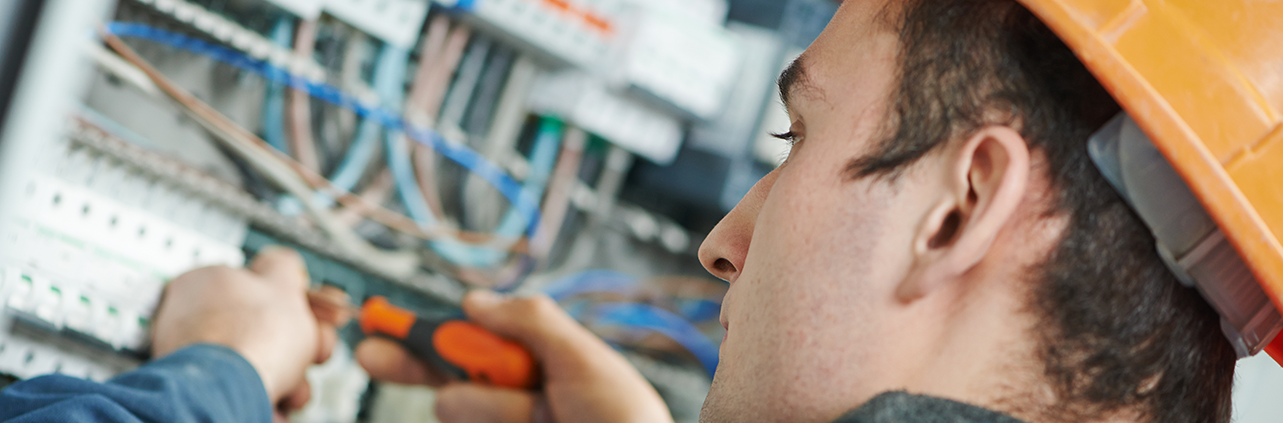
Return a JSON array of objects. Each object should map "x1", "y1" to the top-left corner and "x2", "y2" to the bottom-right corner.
[{"x1": 100, "y1": 23, "x2": 546, "y2": 274}]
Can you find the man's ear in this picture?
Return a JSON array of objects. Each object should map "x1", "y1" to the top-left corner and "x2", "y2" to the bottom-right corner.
[{"x1": 897, "y1": 125, "x2": 1031, "y2": 302}]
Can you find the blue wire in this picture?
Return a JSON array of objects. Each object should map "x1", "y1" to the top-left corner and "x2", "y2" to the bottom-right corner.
[
  {"x1": 544, "y1": 270, "x2": 724, "y2": 321},
  {"x1": 105, "y1": 22, "x2": 541, "y2": 237},
  {"x1": 262, "y1": 18, "x2": 306, "y2": 216},
  {"x1": 544, "y1": 270, "x2": 640, "y2": 302},
  {"x1": 78, "y1": 106, "x2": 160, "y2": 150},
  {"x1": 261, "y1": 18, "x2": 292, "y2": 154},
  {"x1": 374, "y1": 45, "x2": 441, "y2": 229},
  {"x1": 325, "y1": 44, "x2": 403, "y2": 202},
  {"x1": 430, "y1": 117, "x2": 563, "y2": 267},
  {"x1": 676, "y1": 298, "x2": 722, "y2": 322},
  {"x1": 551, "y1": 271, "x2": 724, "y2": 377},
  {"x1": 590, "y1": 302, "x2": 720, "y2": 379}
]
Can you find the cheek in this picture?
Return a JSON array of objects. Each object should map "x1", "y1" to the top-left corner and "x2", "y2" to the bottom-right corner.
[
  {"x1": 741, "y1": 165, "x2": 890, "y2": 315},
  {"x1": 720, "y1": 164, "x2": 902, "y2": 400}
]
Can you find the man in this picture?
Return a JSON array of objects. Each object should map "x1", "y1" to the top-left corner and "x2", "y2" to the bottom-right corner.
[{"x1": 0, "y1": 0, "x2": 1239, "y2": 422}]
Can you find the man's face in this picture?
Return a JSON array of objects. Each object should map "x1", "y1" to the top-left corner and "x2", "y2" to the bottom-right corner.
[{"x1": 697, "y1": 1, "x2": 931, "y2": 421}]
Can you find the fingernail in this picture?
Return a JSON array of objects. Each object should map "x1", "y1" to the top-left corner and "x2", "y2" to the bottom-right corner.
[{"x1": 466, "y1": 290, "x2": 503, "y2": 307}]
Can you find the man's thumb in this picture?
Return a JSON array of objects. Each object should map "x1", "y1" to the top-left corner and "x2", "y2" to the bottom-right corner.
[{"x1": 461, "y1": 291, "x2": 598, "y2": 369}]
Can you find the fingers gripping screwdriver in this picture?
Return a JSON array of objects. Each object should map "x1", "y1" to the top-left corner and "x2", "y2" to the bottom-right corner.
[{"x1": 356, "y1": 296, "x2": 538, "y2": 389}]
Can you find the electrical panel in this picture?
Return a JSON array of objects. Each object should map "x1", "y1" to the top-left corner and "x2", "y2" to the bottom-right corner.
[
  {"x1": 0, "y1": 0, "x2": 752, "y2": 421},
  {"x1": 134, "y1": 0, "x2": 329, "y2": 81},
  {"x1": 0, "y1": 124, "x2": 247, "y2": 379},
  {"x1": 265, "y1": 0, "x2": 324, "y2": 19},
  {"x1": 441, "y1": 0, "x2": 619, "y2": 69},
  {"x1": 324, "y1": 0, "x2": 431, "y2": 48},
  {"x1": 528, "y1": 71, "x2": 683, "y2": 164},
  {"x1": 610, "y1": 7, "x2": 742, "y2": 120}
]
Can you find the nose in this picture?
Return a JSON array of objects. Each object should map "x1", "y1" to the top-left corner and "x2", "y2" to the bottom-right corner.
[{"x1": 698, "y1": 169, "x2": 780, "y2": 283}]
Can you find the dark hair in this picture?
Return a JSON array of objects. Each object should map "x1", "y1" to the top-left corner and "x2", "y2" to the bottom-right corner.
[{"x1": 851, "y1": 1, "x2": 1237, "y2": 422}]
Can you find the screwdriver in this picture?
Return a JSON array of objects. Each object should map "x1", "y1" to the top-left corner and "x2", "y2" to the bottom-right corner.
[{"x1": 307, "y1": 290, "x2": 538, "y2": 390}]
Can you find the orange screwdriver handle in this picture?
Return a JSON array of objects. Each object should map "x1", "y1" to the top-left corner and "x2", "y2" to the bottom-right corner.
[
  {"x1": 359, "y1": 296, "x2": 538, "y2": 390},
  {"x1": 433, "y1": 320, "x2": 537, "y2": 389}
]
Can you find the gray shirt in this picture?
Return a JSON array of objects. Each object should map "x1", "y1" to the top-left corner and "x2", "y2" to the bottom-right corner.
[{"x1": 834, "y1": 391, "x2": 1027, "y2": 423}]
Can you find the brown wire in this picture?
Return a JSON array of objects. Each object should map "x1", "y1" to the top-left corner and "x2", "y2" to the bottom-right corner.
[
  {"x1": 288, "y1": 19, "x2": 321, "y2": 172},
  {"x1": 412, "y1": 23, "x2": 472, "y2": 219},
  {"x1": 530, "y1": 127, "x2": 586, "y2": 261},
  {"x1": 101, "y1": 29, "x2": 528, "y2": 253},
  {"x1": 332, "y1": 16, "x2": 455, "y2": 226},
  {"x1": 335, "y1": 170, "x2": 394, "y2": 225}
]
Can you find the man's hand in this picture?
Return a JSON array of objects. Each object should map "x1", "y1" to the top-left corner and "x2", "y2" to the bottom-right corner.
[
  {"x1": 150, "y1": 247, "x2": 341, "y2": 418},
  {"x1": 355, "y1": 291, "x2": 673, "y2": 423}
]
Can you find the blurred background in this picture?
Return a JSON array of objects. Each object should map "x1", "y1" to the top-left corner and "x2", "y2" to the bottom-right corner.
[
  {"x1": 0, "y1": 0, "x2": 1280, "y2": 422},
  {"x1": 0, "y1": 0, "x2": 838, "y2": 421}
]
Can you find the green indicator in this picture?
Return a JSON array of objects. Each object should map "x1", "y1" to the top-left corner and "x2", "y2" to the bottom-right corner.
[
  {"x1": 49, "y1": 286, "x2": 61, "y2": 295},
  {"x1": 20, "y1": 274, "x2": 31, "y2": 283},
  {"x1": 137, "y1": 317, "x2": 147, "y2": 327},
  {"x1": 108, "y1": 307, "x2": 118, "y2": 315},
  {"x1": 80, "y1": 296, "x2": 90, "y2": 304}
]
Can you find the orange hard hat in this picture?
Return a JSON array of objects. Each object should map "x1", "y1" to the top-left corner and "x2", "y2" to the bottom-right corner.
[{"x1": 1016, "y1": 0, "x2": 1283, "y2": 362}]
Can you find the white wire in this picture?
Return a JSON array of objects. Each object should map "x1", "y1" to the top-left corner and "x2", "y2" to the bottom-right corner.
[{"x1": 88, "y1": 42, "x2": 421, "y2": 277}]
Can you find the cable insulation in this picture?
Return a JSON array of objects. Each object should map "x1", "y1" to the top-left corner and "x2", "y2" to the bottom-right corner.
[
  {"x1": 102, "y1": 22, "x2": 541, "y2": 238},
  {"x1": 97, "y1": 26, "x2": 530, "y2": 254}
]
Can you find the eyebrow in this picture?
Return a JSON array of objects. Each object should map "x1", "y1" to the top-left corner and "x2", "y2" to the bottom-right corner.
[{"x1": 777, "y1": 57, "x2": 811, "y2": 111}]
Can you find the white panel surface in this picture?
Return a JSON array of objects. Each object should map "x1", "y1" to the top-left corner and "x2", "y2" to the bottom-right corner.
[{"x1": 325, "y1": 0, "x2": 431, "y2": 48}]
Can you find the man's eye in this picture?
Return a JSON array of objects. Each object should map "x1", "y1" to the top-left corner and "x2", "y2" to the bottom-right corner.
[
  {"x1": 770, "y1": 131, "x2": 798, "y2": 146},
  {"x1": 770, "y1": 131, "x2": 801, "y2": 165}
]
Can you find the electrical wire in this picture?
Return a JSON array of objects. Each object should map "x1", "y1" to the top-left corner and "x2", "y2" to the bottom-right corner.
[
  {"x1": 391, "y1": 14, "x2": 454, "y2": 221},
  {"x1": 541, "y1": 270, "x2": 722, "y2": 378},
  {"x1": 376, "y1": 44, "x2": 442, "y2": 231},
  {"x1": 309, "y1": 18, "x2": 535, "y2": 271},
  {"x1": 101, "y1": 22, "x2": 538, "y2": 243},
  {"x1": 264, "y1": 17, "x2": 306, "y2": 215},
  {"x1": 412, "y1": 23, "x2": 472, "y2": 219},
  {"x1": 352, "y1": 22, "x2": 531, "y2": 270},
  {"x1": 463, "y1": 47, "x2": 513, "y2": 137},
  {"x1": 332, "y1": 15, "x2": 454, "y2": 226},
  {"x1": 406, "y1": 15, "x2": 451, "y2": 124},
  {"x1": 327, "y1": 29, "x2": 378, "y2": 220},
  {"x1": 99, "y1": 30, "x2": 422, "y2": 277},
  {"x1": 78, "y1": 106, "x2": 160, "y2": 150},
  {"x1": 336, "y1": 170, "x2": 395, "y2": 225},
  {"x1": 590, "y1": 302, "x2": 719, "y2": 379},
  {"x1": 98, "y1": 25, "x2": 532, "y2": 253},
  {"x1": 288, "y1": 19, "x2": 321, "y2": 172},
  {"x1": 540, "y1": 144, "x2": 638, "y2": 275},
  {"x1": 432, "y1": 35, "x2": 491, "y2": 226},
  {"x1": 543, "y1": 269, "x2": 641, "y2": 301},
  {"x1": 324, "y1": 44, "x2": 405, "y2": 203},
  {"x1": 262, "y1": 17, "x2": 294, "y2": 154},
  {"x1": 411, "y1": 20, "x2": 468, "y2": 125},
  {"x1": 430, "y1": 117, "x2": 563, "y2": 267},
  {"x1": 438, "y1": 36, "x2": 491, "y2": 134},
  {"x1": 462, "y1": 56, "x2": 539, "y2": 230},
  {"x1": 333, "y1": 30, "x2": 368, "y2": 162},
  {"x1": 530, "y1": 126, "x2": 586, "y2": 262}
]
